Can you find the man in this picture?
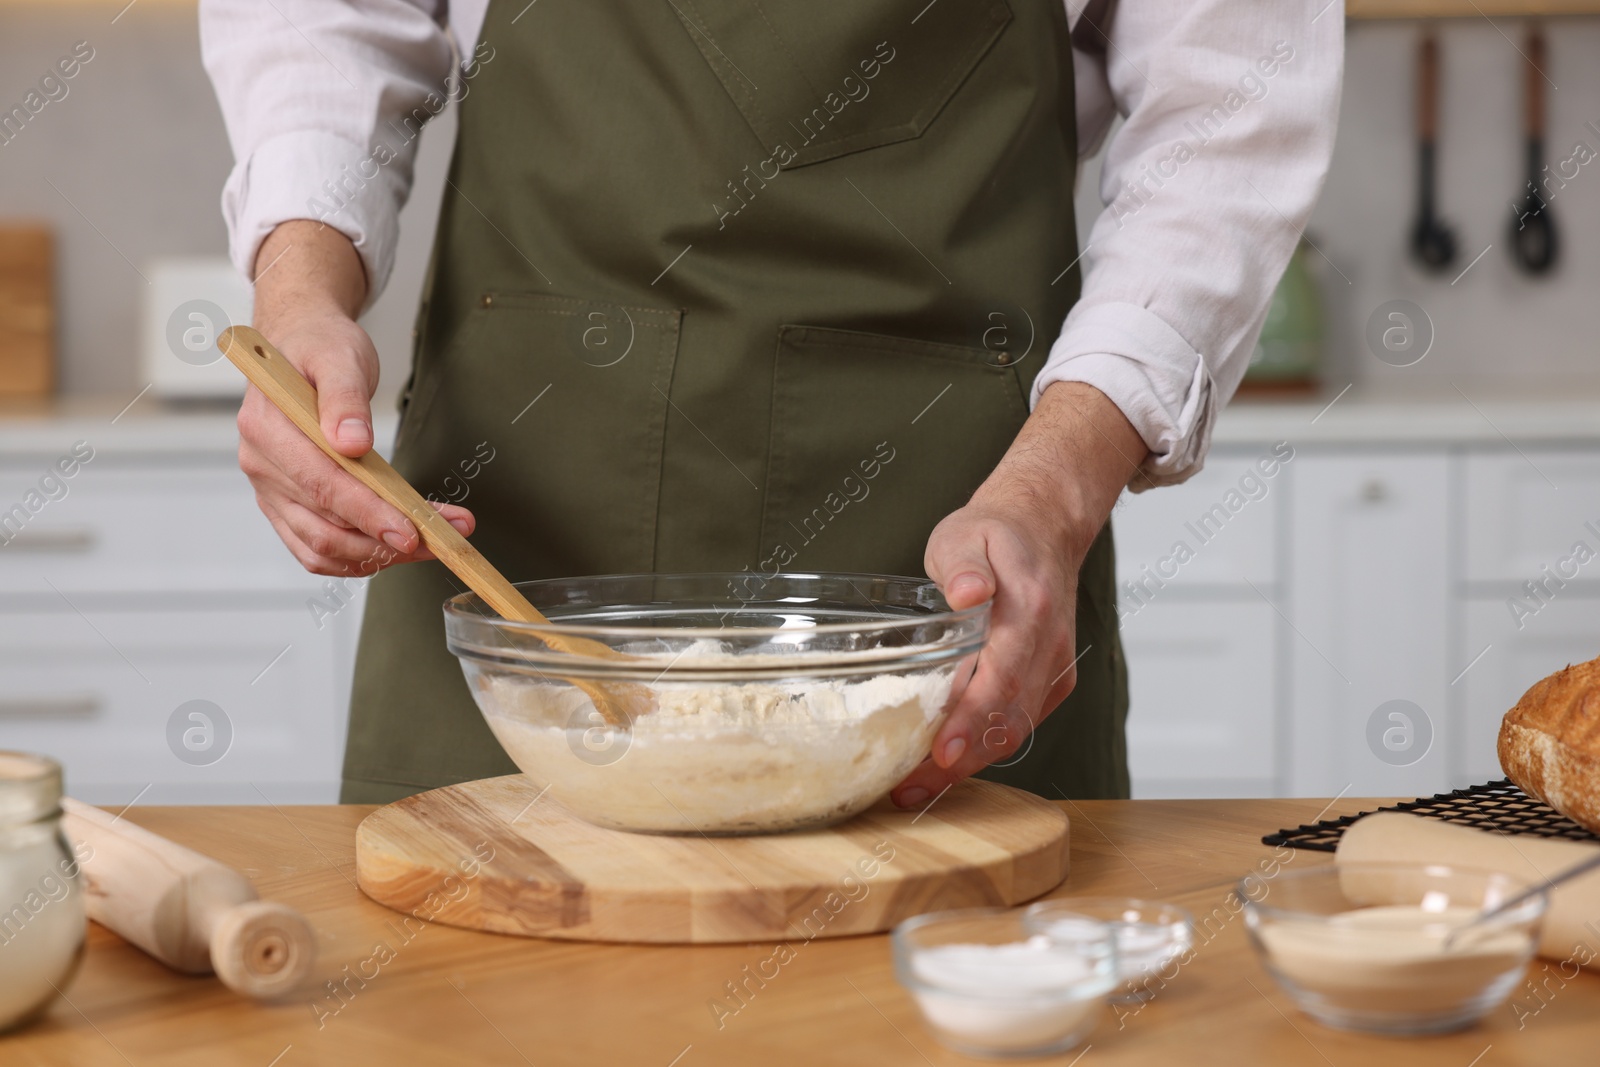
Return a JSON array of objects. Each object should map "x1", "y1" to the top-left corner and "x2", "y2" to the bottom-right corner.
[{"x1": 200, "y1": 0, "x2": 1341, "y2": 805}]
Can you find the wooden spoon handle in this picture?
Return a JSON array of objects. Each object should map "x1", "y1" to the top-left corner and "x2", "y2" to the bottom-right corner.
[{"x1": 217, "y1": 326, "x2": 545, "y2": 625}]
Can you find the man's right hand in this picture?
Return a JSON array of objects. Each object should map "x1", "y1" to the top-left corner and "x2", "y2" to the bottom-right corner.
[{"x1": 240, "y1": 220, "x2": 474, "y2": 577}]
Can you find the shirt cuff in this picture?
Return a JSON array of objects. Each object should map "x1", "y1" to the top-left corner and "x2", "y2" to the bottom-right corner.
[
  {"x1": 1030, "y1": 301, "x2": 1217, "y2": 490},
  {"x1": 220, "y1": 129, "x2": 405, "y2": 311}
]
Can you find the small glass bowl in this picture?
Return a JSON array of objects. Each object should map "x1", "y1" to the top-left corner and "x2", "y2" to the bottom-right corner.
[
  {"x1": 891, "y1": 908, "x2": 1116, "y2": 1058},
  {"x1": 445, "y1": 573, "x2": 986, "y2": 835},
  {"x1": 1241, "y1": 863, "x2": 1546, "y2": 1035},
  {"x1": 1026, "y1": 898, "x2": 1195, "y2": 1003}
]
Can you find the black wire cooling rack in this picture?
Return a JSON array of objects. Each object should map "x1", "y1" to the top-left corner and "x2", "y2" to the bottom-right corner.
[{"x1": 1262, "y1": 779, "x2": 1600, "y2": 853}]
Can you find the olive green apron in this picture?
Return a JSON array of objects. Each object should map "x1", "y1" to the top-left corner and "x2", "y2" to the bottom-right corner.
[{"x1": 342, "y1": 0, "x2": 1129, "y2": 804}]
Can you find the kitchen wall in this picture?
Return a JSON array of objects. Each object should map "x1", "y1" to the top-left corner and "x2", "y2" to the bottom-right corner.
[
  {"x1": 4, "y1": 5, "x2": 1599, "y2": 401},
  {"x1": 1312, "y1": 17, "x2": 1600, "y2": 394},
  {"x1": 0, "y1": 0, "x2": 448, "y2": 406}
]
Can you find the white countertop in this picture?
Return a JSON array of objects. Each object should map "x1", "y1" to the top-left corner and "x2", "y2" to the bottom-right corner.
[
  {"x1": 1, "y1": 390, "x2": 1597, "y2": 456},
  {"x1": 0, "y1": 396, "x2": 400, "y2": 458},
  {"x1": 1211, "y1": 389, "x2": 1600, "y2": 446}
]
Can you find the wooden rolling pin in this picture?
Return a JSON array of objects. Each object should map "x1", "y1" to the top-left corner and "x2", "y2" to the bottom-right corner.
[
  {"x1": 61, "y1": 797, "x2": 316, "y2": 997},
  {"x1": 1338, "y1": 811, "x2": 1600, "y2": 970}
]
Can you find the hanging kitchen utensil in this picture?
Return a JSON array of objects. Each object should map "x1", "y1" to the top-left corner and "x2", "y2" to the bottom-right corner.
[
  {"x1": 1510, "y1": 26, "x2": 1557, "y2": 274},
  {"x1": 1410, "y1": 33, "x2": 1457, "y2": 272},
  {"x1": 216, "y1": 326, "x2": 653, "y2": 725}
]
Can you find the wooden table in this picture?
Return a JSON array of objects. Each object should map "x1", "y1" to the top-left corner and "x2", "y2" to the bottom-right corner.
[{"x1": 10, "y1": 797, "x2": 1598, "y2": 1065}]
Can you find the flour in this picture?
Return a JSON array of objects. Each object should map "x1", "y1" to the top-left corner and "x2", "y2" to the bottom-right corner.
[
  {"x1": 478, "y1": 643, "x2": 957, "y2": 834},
  {"x1": 908, "y1": 937, "x2": 1106, "y2": 1053}
]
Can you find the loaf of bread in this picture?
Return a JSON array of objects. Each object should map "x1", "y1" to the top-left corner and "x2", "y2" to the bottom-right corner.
[{"x1": 1499, "y1": 653, "x2": 1600, "y2": 835}]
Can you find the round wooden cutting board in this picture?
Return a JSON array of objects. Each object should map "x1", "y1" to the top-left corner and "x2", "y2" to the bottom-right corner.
[{"x1": 355, "y1": 775, "x2": 1070, "y2": 944}]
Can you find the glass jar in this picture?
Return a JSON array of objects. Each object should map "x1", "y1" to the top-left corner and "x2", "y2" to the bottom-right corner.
[{"x1": 0, "y1": 752, "x2": 86, "y2": 1032}]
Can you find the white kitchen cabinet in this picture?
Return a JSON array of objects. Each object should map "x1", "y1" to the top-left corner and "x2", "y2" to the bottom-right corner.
[
  {"x1": 1114, "y1": 443, "x2": 1286, "y2": 799},
  {"x1": 1122, "y1": 600, "x2": 1277, "y2": 798},
  {"x1": 0, "y1": 607, "x2": 352, "y2": 804},
  {"x1": 1284, "y1": 453, "x2": 1452, "y2": 799},
  {"x1": 1113, "y1": 445, "x2": 1282, "y2": 590},
  {"x1": 1464, "y1": 451, "x2": 1600, "y2": 588},
  {"x1": 1453, "y1": 448, "x2": 1600, "y2": 785},
  {"x1": 0, "y1": 461, "x2": 313, "y2": 595},
  {"x1": 1458, "y1": 595, "x2": 1600, "y2": 786},
  {"x1": 1116, "y1": 441, "x2": 1600, "y2": 801},
  {"x1": 0, "y1": 417, "x2": 366, "y2": 805}
]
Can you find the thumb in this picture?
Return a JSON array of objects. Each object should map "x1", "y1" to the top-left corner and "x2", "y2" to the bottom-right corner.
[
  {"x1": 306, "y1": 343, "x2": 376, "y2": 459},
  {"x1": 928, "y1": 529, "x2": 996, "y2": 610}
]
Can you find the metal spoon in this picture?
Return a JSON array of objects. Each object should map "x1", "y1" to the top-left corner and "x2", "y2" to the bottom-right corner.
[
  {"x1": 216, "y1": 325, "x2": 652, "y2": 725},
  {"x1": 1510, "y1": 26, "x2": 1558, "y2": 275},
  {"x1": 1410, "y1": 33, "x2": 1457, "y2": 273},
  {"x1": 1443, "y1": 851, "x2": 1600, "y2": 951}
]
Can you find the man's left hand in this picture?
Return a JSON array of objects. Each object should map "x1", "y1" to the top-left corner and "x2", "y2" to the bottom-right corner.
[{"x1": 891, "y1": 381, "x2": 1147, "y2": 807}]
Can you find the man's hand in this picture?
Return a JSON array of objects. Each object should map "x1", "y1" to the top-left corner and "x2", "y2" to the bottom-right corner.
[
  {"x1": 241, "y1": 220, "x2": 474, "y2": 576},
  {"x1": 891, "y1": 382, "x2": 1147, "y2": 806}
]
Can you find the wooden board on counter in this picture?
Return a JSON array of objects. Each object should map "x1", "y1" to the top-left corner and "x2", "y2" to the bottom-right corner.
[
  {"x1": 0, "y1": 223, "x2": 53, "y2": 396},
  {"x1": 353, "y1": 775, "x2": 1071, "y2": 943}
]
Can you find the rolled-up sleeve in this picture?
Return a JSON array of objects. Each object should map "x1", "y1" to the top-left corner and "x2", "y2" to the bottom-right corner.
[
  {"x1": 199, "y1": 0, "x2": 455, "y2": 308},
  {"x1": 1039, "y1": 0, "x2": 1344, "y2": 488}
]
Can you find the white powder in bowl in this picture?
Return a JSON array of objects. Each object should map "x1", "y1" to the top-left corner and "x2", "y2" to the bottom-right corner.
[
  {"x1": 908, "y1": 937, "x2": 1107, "y2": 1054},
  {"x1": 477, "y1": 646, "x2": 957, "y2": 834}
]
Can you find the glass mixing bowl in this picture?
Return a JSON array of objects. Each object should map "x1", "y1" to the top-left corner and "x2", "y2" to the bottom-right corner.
[{"x1": 444, "y1": 572, "x2": 987, "y2": 835}]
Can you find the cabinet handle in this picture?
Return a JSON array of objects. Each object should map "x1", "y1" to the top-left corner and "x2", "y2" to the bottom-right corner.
[
  {"x1": 0, "y1": 528, "x2": 98, "y2": 552},
  {"x1": 1360, "y1": 479, "x2": 1388, "y2": 503},
  {"x1": 0, "y1": 695, "x2": 102, "y2": 719}
]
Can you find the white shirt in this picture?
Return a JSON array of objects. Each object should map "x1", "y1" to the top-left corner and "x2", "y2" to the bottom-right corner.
[{"x1": 199, "y1": 0, "x2": 1342, "y2": 488}]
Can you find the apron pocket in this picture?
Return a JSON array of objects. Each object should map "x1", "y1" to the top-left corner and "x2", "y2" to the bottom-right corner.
[
  {"x1": 395, "y1": 293, "x2": 681, "y2": 576},
  {"x1": 672, "y1": 0, "x2": 1012, "y2": 167},
  {"x1": 759, "y1": 325, "x2": 1028, "y2": 577}
]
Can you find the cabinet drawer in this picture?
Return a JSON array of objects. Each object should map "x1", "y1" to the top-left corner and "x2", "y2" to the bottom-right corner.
[
  {"x1": 1113, "y1": 446, "x2": 1284, "y2": 589},
  {"x1": 0, "y1": 607, "x2": 347, "y2": 802},
  {"x1": 1123, "y1": 600, "x2": 1276, "y2": 794},
  {"x1": 0, "y1": 462, "x2": 310, "y2": 594},
  {"x1": 1285, "y1": 454, "x2": 1451, "y2": 798},
  {"x1": 1464, "y1": 450, "x2": 1600, "y2": 585}
]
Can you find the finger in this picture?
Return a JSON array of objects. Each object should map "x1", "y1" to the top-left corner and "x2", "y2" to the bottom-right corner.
[
  {"x1": 241, "y1": 396, "x2": 422, "y2": 553},
  {"x1": 894, "y1": 620, "x2": 1078, "y2": 806},
  {"x1": 430, "y1": 500, "x2": 477, "y2": 538},
  {"x1": 931, "y1": 606, "x2": 1040, "y2": 770},
  {"x1": 890, "y1": 757, "x2": 943, "y2": 809},
  {"x1": 245, "y1": 432, "x2": 475, "y2": 553},
  {"x1": 890, "y1": 693, "x2": 1038, "y2": 804},
  {"x1": 261, "y1": 508, "x2": 370, "y2": 577},
  {"x1": 259, "y1": 489, "x2": 463, "y2": 574},
  {"x1": 925, "y1": 521, "x2": 997, "y2": 610},
  {"x1": 272, "y1": 499, "x2": 400, "y2": 568},
  {"x1": 296, "y1": 337, "x2": 379, "y2": 459}
]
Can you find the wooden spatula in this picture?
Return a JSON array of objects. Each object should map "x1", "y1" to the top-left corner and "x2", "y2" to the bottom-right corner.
[{"x1": 217, "y1": 325, "x2": 650, "y2": 724}]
